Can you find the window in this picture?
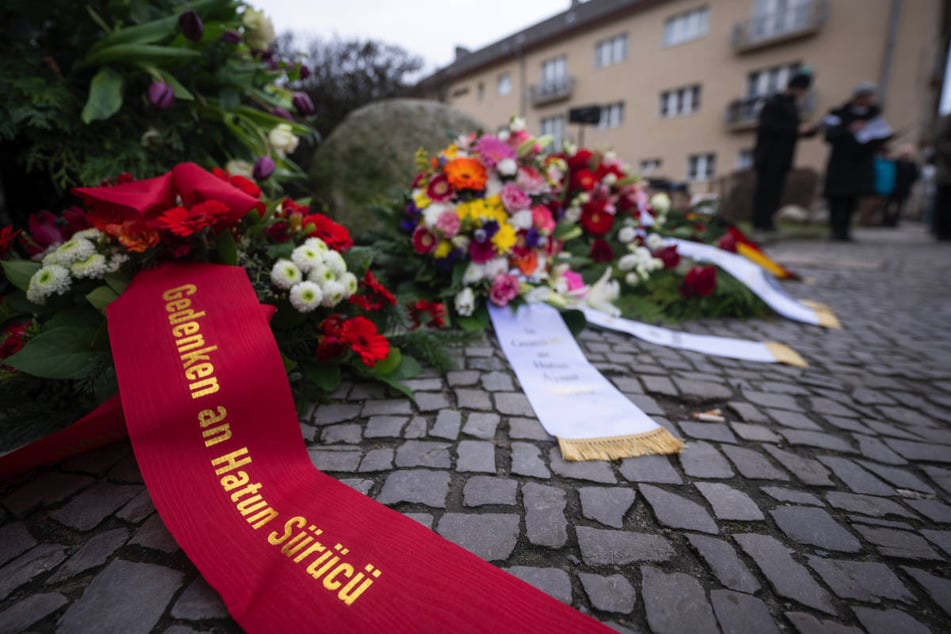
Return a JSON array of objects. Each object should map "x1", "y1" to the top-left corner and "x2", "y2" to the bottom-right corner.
[
  {"x1": 664, "y1": 6, "x2": 710, "y2": 46},
  {"x1": 746, "y1": 62, "x2": 801, "y2": 98},
  {"x1": 640, "y1": 159, "x2": 662, "y2": 175},
  {"x1": 597, "y1": 102, "x2": 625, "y2": 129},
  {"x1": 477, "y1": 82, "x2": 485, "y2": 102},
  {"x1": 595, "y1": 34, "x2": 628, "y2": 68},
  {"x1": 751, "y1": 0, "x2": 812, "y2": 41},
  {"x1": 659, "y1": 84, "x2": 701, "y2": 118},
  {"x1": 541, "y1": 56, "x2": 568, "y2": 84},
  {"x1": 736, "y1": 149, "x2": 754, "y2": 170},
  {"x1": 687, "y1": 153, "x2": 716, "y2": 181},
  {"x1": 540, "y1": 115, "x2": 567, "y2": 148},
  {"x1": 497, "y1": 73, "x2": 512, "y2": 96}
]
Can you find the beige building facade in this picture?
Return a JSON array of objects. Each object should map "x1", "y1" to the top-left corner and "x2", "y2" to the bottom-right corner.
[{"x1": 417, "y1": 0, "x2": 948, "y2": 192}]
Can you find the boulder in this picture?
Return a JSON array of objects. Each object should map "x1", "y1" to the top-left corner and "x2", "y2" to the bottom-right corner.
[{"x1": 309, "y1": 99, "x2": 485, "y2": 240}]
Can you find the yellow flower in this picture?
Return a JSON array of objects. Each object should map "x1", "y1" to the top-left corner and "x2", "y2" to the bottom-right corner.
[
  {"x1": 492, "y1": 223, "x2": 517, "y2": 254},
  {"x1": 434, "y1": 240, "x2": 452, "y2": 258},
  {"x1": 413, "y1": 190, "x2": 431, "y2": 209}
]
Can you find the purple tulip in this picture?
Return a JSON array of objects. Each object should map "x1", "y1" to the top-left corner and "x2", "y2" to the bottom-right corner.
[
  {"x1": 253, "y1": 156, "x2": 275, "y2": 180},
  {"x1": 223, "y1": 29, "x2": 241, "y2": 44},
  {"x1": 148, "y1": 82, "x2": 175, "y2": 109},
  {"x1": 299, "y1": 64, "x2": 311, "y2": 80},
  {"x1": 292, "y1": 92, "x2": 315, "y2": 116},
  {"x1": 178, "y1": 10, "x2": 203, "y2": 42},
  {"x1": 271, "y1": 107, "x2": 295, "y2": 122}
]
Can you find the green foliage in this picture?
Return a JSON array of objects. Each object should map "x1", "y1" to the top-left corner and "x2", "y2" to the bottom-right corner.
[{"x1": 81, "y1": 67, "x2": 125, "y2": 123}]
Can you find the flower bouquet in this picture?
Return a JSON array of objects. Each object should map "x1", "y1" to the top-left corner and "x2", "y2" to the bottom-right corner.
[{"x1": 0, "y1": 163, "x2": 430, "y2": 451}]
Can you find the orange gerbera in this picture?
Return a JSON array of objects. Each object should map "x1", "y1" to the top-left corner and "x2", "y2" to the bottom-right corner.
[
  {"x1": 444, "y1": 157, "x2": 488, "y2": 191},
  {"x1": 512, "y1": 249, "x2": 539, "y2": 276}
]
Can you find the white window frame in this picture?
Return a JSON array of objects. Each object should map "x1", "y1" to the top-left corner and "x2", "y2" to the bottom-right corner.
[
  {"x1": 595, "y1": 34, "x2": 628, "y2": 68},
  {"x1": 659, "y1": 84, "x2": 701, "y2": 118},
  {"x1": 597, "y1": 102, "x2": 625, "y2": 129},
  {"x1": 497, "y1": 73, "x2": 512, "y2": 96},
  {"x1": 664, "y1": 6, "x2": 710, "y2": 47},
  {"x1": 640, "y1": 159, "x2": 662, "y2": 175},
  {"x1": 540, "y1": 115, "x2": 567, "y2": 148},
  {"x1": 687, "y1": 153, "x2": 716, "y2": 181},
  {"x1": 736, "y1": 149, "x2": 754, "y2": 170}
]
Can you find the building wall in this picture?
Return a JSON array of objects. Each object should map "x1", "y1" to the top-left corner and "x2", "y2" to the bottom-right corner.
[{"x1": 439, "y1": 0, "x2": 944, "y2": 192}]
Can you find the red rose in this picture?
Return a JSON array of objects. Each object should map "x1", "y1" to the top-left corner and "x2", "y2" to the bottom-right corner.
[
  {"x1": 589, "y1": 238, "x2": 615, "y2": 263},
  {"x1": 303, "y1": 213, "x2": 354, "y2": 252},
  {"x1": 567, "y1": 149, "x2": 593, "y2": 171},
  {"x1": 579, "y1": 199, "x2": 615, "y2": 236},
  {"x1": 717, "y1": 233, "x2": 738, "y2": 253},
  {"x1": 653, "y1": 245, "x2": 681, "y2": 269},
  {"x1": 680, "y1": 266, "x2": 717, "y2": 298}
]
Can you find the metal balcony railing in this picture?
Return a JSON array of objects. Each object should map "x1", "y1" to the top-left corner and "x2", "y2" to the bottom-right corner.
[
  {"x1": 529, "y1": 77, "x2": 575, "y2": 106},
  {"x1": 724, "y1": 92, "x2": 816, "y2": 132},
  {"x1": 732, "y1": 0, "x2": 827, "y2": 53}
]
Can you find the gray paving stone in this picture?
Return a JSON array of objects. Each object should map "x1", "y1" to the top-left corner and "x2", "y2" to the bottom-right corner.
[
  {"x1": 321, "y1": 423, "x2": 362, "y2": 444},
  {"x1": 364, "y1": 415, "x2": 409, "y2": 438},
  {"x1": 510, "y1": 442, "x2": 551, "y2": 478},
  {"x1": 463, "y1": 476, "x2": 518, "y2": 506},
  {"x1": 57, "y1": 559, "x2": 184, "y2": 634},
  {"x1": 710, "y1": 590, "x2": 779, "y2": 634},
  {"x1": 430, "y1": 410, "x2": 462, "y2": 440},
  {"x1": 49, "y1": 482, "x2": 142, "y2": 532},
  {"x1": 395, "y1": 440, "x2": 451, "y2": 468},
  {"x1": 312, "y1": 403, "x2": 361, "y2": 425},
  {"x1": 923, "y1": 465, "x2": 951, "y2": 496},
  {"x1": 807, "y1": 556, "x2": 912, "y2": 604},
  {"x1": 462, "y1": 412, "x2": 500, "y2": 439},
  {"x1": 507, "y1": 417, "x2": 553, "y2": 441},
  {"x1": 854, "y1": 525, "x2": 942, "y2": 560},
  {"x1": 768, "y1": 409, "x2": 822, "y2": 430},
  {"x1": 785, "y1": 611, "x2": 863, "y2": 634},
  {"x1": 446, "y1": 370, "x2": 480, "y2": 386},
  {"x1": 456, "y1": 440, "x2": 496, "y2": 473},
  {"x1": 59, "y1": 442, "x2": 130, "y2": 474},
  {"x1": 721, "y1": 445, "x2": 790, "y2": 481},
  {"x1": 376, "y1": 470, "x2": 450, "y2": 507},
  {"x1": 905, "y1": 498, "x2": 951, "y2": 523},
  {"x1": 679, "y1": 441, "x2": 734, "y2": 479},
  {"x1": 619, "y1": 455, "x2": 683, "y2": 484},
  {"x1": 639, "y1": 484, "x2": 717, "y2": 534},
  {"x1": 902, "y1": 566, "x2": 951, "y2": 618},
  {"x1": 116, "y1": 489, "x2": 155, "y2": 524},
  {"x1": 403, "y1": 415, "x2": 428, "y2": 439},
  {"x1": 921, "y1": 529, "x2": 951, "y2": 555},
  {"x1": 0, "y1": 522, "x2": 37, "y2": 568},
  {"x1": 170, "y1": 576, "x2": 228, "y2": 620},
  {"x1": 505, "y1": 566, "x2": 572, "y2": 604},
  {"x1": 882, "y1": 438, "x2": 951, "y2": 463},
  {"x1": 402, "y1": 378, "x2": 444, "y2": 391},
  {"x1": 0, "y1": 592, "x2": 68, "y2": 634},
  {"x1": 678, "y1": 421, "x2": 738, "y2": 444},
  {"x1": 856, "y1": 461, "x2": 934, "y2": 495},
  {"x1": 47, "y1": 528, "x2": 130, "y2": 583},
  {"x1": 1, "y1": 472, "x2": 95, "y2": 517},
  {"x1": 481, "y1": 371, "x2": 514, "y2": 392},
  {"x1": 308, "y1": 447, "x2": 363, "y2": 472},
  {"x1": 771, "y1": 506, "x2": 861, "y2": 552},
  {"x1": 359, "y1": 447, "x2": 394, "y2": 472},
  {"x1": 685, "y1": 534, "x2": 760, "y2": 593},
  {"x1": 415, "y1": 391, "x2": 451, "y2": 412},
  {"x1": 761, "y1": 486, "x2": 823, "y2": 506},
  {"x1": 362, "y1": 398, "x2": 413, "y2": 416},
  {"x1": 0, "y1": 544, "x2": 68, "y2": 601},
  {"x1": 579, "y1": 487, "x2": 636, "y2": 528},
  {"x1": 642, "y1": 375, "x2": 678, "y2": 397},
  {"x1": 695, "y1": 482, "x2": 764, "y2": 521},
  {"x1": 455, "y1": 388, "x2": 493, "y2": 410},
  {"x1": 108, "y1": 454, "x2": 144, "y2": 483},
  {"x1": 494, "y1": 392, "x2": 535, "y2": 416},
  {"x1": 816, "y1": 456, "x2": 895, "y2": 496},
  {"x1": 340, "y1": 478, "x2": 374, "y2": 495},
  {"x1": 729, "y1": 422, "x2": 781, "y2": 443},
  {"x1": 763, "y1": 446, "x2": 835, "y2": 486},
  {"x1": 522, "y1": 482, "x2": 568, "y2": 548},
  {"x1": 671, "y1": 378, "x2": 733, "y2": 402},
  {"x1": 400, "y1": 512, "x2": 434, "y2": 529},
  {"x1": 641, "y1": 566, "x2": 718, "y2": 634},
  {"x1": 578, "y1": 572, "x2": 636, "y2": 614},
  {"x1": 733, "y1": 533, "x2": 835, "y2": 614},
  {"x1": 809, "y1": 396, "x2": 859, "y2": 418},
  {"x1": 825, "y1": 491, "x2": 915, "y2": 518},
  {"x1": 576, "y1": 527, "x2": 673, "y2": 565},
  {"x1": 436, "y1": 513, "x2": 519, "y2": 561},
  {"x1": 778, "y1": 429, "x2": 856, "y2": 453},
  {"x1": 851, "y1": 607, "x2": 931, "y2": 634},
  {"x1": 849, "y1": 516, "x2": 913, "y2": 530},
  {"x1": 130, "y1": 513, "x2": 179, "y2": 553},
  {"x1": 628, "y1": 393, "x2": 665, "y2": 416},
  {"x1": 853, "y1": 435, "x2": 908, "y2": 465},
  {"x1": 726, "y1": 401, "x2": 768, "y2": 423},
  {"x1": 299, "y1": 422, "x2": 317, "y2": 442},
  {"x1": 822, "y1": 415, "x2": 867, "y2": 433},
  {"x1": 549, "y1": 447, "x2": 616, "y2": 483},
  {"x1": 741, "y1": 390, "x2": 799, "y2": 410}
]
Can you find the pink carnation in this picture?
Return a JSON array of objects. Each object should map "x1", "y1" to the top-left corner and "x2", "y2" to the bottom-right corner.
[
  {"x1": 475, "y1": 135, "x2": 517, "y2": 168},
  {"x1": 563, "y1": 270, "x2": 586, "y2": 293},
  {"x1": 516, "y1": 166, "x2": 547, "y2": 195},
  {"x1": 531, "y1": 205, "x2": 555, "y2": 234},
  {"x1": 500, "y1": 183, "x2": 531, "y2": 212},
  {"x1": 489, "y1": 273, "x2": 520, "y2": 306},
  {"x1": 435, "y1": 210, "x2": 460, "y2": 238}
]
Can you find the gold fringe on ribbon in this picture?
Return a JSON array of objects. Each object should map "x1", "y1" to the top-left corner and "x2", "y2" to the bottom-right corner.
[
  {"x1": 558, "y1": 428, "x2": 684, "y2": 462},
  {"x1": 801, "y1": 300, "x2": 842, "y2": 329},
  {"x1": 764, "y1": 342, "x2": 808, "y2": 368}
]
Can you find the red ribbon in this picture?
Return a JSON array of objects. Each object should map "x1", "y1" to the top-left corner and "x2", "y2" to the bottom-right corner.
[{"x1": 96, "y1": 262, "x2": 607, "y2": 633}]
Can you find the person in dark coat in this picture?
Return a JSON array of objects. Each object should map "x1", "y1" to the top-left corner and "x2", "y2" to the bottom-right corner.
[
  {"x1": 822, "y1": 82, "x2": 888, "y2": 241},
  {"x1": 751, "y1": 71, "x2": 817, "y2": 233},
  {"x1": 933, "y1": 114, "x2": 951, "y2": 240},
  {"x1": 882, "y1": 145, "x2": 919, "y2": 227}
]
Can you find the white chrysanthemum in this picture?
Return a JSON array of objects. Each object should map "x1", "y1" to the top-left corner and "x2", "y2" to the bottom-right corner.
[
  {"x1": 484, "y1": 257, "x2": 509, "y2": 278},
  {"x1": 603, "y1": 173, "x2": 618, "y2": 186},
  {"x1": 563, "y1": 141, "x2": 578, "y2": 156},
  {"x1": 307, "y1": 263, "x2": 336, "y2": 284},
  {"x1": 303, "y1": 237, "x2": 329, "y2": 253},
  {"x1": 289, "y1": 281, "x2": 323, "y2": 312},
  {"x1": 320, "y1": 280, "x2": 346, "y2": 307},
  {"x1": 291, "y1": 244, "x2": 324, "y2": 273},
  {"x1": 510, "y1": 210, "x2": 533, "y2": 230},
  {"x1": 70, "y1": 253, "x2": 108, "y2": 279},
  {"x1": 106, "y1": 253, "x2": 128, "y2": 273},
  {"x1": 634, "y1": 246, "x2": 653, "y2": 263},
  {"x1": 422, "y1": 203, "x2": 449, "y2": 227},
  {"x1": 497, "y1": 130, "x2": 511, "y2": 142},
  {"x1": 649, "y1": 192, "x2": 671, "y2": 215},
  {"x1": 496, "y1": 158, "x2": 517, "y2": 176},
  {"x1": 340, "y1": 272, "x2": 358, "y2": 297},
  {"x1": 322, "y1": 251, "x2": 347, "y2": 276},
  {"x1": 451, "y1": 235, "x2": 470, "y2": 251},
  {"x1": 270, "y1": 259, "x2": 302, "y2": 289},
  {"x1": 618, "y1": 254, "x2": 639, "y2": 272},
  {"x1": 617, "y1": 226, "x2": 637, "y2": 244},
  {"x1": 72, "y1": 228, "x2": 103, "y2": 241},
  {"x1": 485, "y1": 174, "x2": 503, "y2": 197},
  {"x1": 509, "y1": 116, "x2": 526, "y2": 132},
  {"x1": 564, "y1": 206, "x2": 582, "y2": 223},
  {"x1": 462, "y1": 262, "x2": 485, "y2": 285},
  {"x1": 455, "y1": 287, "x2": 476, "y2": 316},
  {"x1": 575, "y1": 192, "x2": 591, "y2": 205},
  {"x1": 649, "y1": 257, "x2": 664, "y2": 272},
  {"x1": 52, "y1": 237, "x2": 96, "y2": 265},
  {"x1": 26, "y1": 264, "x2": 71, "y2": 304},
  {"x1": 645, "y1": 233, "x2": 665, "y2": 251},
  {"x1": 625, "y1": 272, "x2": 640, "y2": 286}
]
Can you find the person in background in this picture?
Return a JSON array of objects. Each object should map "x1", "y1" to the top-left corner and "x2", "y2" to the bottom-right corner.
[
  {"x1": 872, "y1": 145, "x2": 896, "y2": 224},
  {"x1": 821, "y1": 82, "x2": 888, "y2": 241},
  {"x1": 882, "y1": 145, "x2": 919, "y2": 227},
  {"x1": 751, "y1": 70, "x2": 818, "y2": 235},
  {"x1": 932, "y1": 114, "x2": 951, "y2": 240}
]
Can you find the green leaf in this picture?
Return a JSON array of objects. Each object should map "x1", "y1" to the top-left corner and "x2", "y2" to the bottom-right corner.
[
  {"x1": 553, "y1": 223, "x2": 583, "y2": 241},
  {"x1": 44, "y1": 308, "x2": 104, "y2": 330},
  {"x1": 560, "y1": 309, "x2": 588, "y2": 337},
  {"x1": 152, "y1": 67, "x2": 194, "y2": 101},
  {"x1": 103, "y1": 272, "x2": 129, "y2": 295},
  {"x1": 85, "y1": 286, "x2": 119, "y2": 311},
  {"x1": 81, "y1": 67, "x2": 124, "y2": 124},
  {"x1": 80, "y1": 44, "x2": 201, "y2": 69},
  {"x1": 455, "y1": 305, "x2": 490, "y2": 332},
  {"x1": 1, "y1": 260, "x2": 40, "y2": 293},
  {"x1": 4, "y1": 326, "x2": 104, "y2": 379},
  {"x1": 215, "y1": 230, "x2": 237, "y2": 266},
  {"x1": 304, "y1": 361, "x2": 341, "y2": 393},
  {"x1": 368, "y1": 347, "x2": 402, "y2": 377}
]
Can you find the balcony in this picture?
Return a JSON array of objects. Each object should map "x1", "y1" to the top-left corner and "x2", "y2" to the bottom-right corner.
[
  {"x1": 529, "y1": 77, "x2": 575, "y2": 107},
  {"x1": 724, "y1": 92, "x2": 816, "y2": 132},
  {"x1": 732, "y1": 0, "x2": 827, "y2": 53}
]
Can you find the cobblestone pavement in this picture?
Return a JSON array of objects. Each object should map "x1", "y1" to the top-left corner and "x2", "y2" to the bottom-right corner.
[{"x1": 2, "y1": 223, "x2": 950, "y2": 633}]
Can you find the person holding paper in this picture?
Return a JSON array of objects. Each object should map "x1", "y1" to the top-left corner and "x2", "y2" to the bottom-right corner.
[{"x1": 821, "y1": 82, "x2": 890, "y2": 241}]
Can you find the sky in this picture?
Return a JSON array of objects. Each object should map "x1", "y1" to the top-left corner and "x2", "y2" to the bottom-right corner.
[{"x1": 248, "y1": 0, "x2": 570, "y2": 75}]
